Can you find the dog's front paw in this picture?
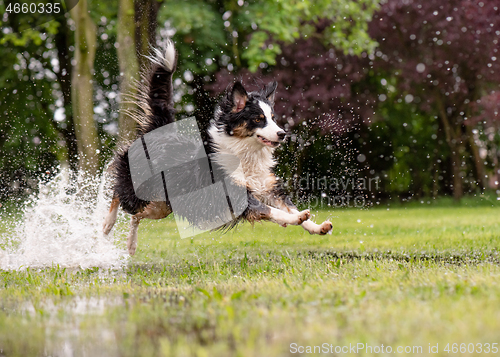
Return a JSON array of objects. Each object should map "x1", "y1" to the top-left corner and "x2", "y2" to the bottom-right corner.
[
  {"x1": 297, "y1": 209, "x2": 310, "y2": 224},
  {"x1": 319, "y1": 221, "x2": 333, "y2": 235}
]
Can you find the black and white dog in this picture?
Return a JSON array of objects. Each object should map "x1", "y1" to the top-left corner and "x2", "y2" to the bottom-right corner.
[{"x1": 103, "y1": 41, "x2": 332, "y2": 255}]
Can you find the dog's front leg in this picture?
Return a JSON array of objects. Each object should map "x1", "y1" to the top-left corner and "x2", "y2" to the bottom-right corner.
[
  {"x1": 268, "y1": 194, "x2": 333, "y2": 235},
  {"x1": 245, "y1": 195, "x2": 310, "y2": 226},
  {"x1": 268, "y1": 207, "x2": 311, "y2": 226},
  {"x1": 289, "y1": 208, "x2": 333, "y2": 235},
  {"x1": 277, "y1": 199, "x2": 332, "y2": 235},
  {"x1": 301, "y1": 218, "x2": 333, "y2": 235}
]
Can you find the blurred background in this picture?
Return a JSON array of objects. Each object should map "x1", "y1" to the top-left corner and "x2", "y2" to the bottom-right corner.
[{"x1": 0, "y1": 0, "x2": 499, "y2": 207}]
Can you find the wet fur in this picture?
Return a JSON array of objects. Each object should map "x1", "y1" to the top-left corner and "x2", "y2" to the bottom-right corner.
[{"x1": 104, "y1": 41, "x2": 332, "y2": 255}]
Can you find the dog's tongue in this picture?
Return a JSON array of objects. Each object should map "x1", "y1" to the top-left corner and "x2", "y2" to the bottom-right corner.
[{"x1": 258, "y1": 135, "x2": 277, "y2": 147}]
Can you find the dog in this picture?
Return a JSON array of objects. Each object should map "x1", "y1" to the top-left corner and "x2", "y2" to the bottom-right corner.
[{"x1": 103, "y1": 41, "x2": 333, "y2": 255}]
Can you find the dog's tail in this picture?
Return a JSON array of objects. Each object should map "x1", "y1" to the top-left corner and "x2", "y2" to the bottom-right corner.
[
  {"x1": 127, "y1": 40, "x2": 177, "y2": 136},
  {"x1": 111, "y1": 41, "x2": 177, "y2": 215}
]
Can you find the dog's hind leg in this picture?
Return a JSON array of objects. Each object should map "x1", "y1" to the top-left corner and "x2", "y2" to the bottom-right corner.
[
  {"x1": 127, "y1": 201, "x2": 172, "y2": 256},
  {"x1": 103, "y1": 196, "x2": 120, "y2": 235}
]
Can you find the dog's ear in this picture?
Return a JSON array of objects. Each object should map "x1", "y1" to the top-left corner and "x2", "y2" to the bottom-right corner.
[
  {"x1": 231, "y1": 82, "x2": 248, "y2": 113},
  {"x1": 264, "y1": 81, "x2": 278, "y2": 106}
]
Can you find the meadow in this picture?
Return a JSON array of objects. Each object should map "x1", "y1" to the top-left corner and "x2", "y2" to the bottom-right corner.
[{"x1": 1, "y1": 200, "x2": 500, "y2": 356}]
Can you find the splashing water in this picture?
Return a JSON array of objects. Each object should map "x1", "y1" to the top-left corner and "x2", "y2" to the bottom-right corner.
[{"x1": 0, "y1": 169, "x2": 128, "y2": 270}]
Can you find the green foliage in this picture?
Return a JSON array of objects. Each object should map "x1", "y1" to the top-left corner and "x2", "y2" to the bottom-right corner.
[
  {"x1": 242, "y1": 0, "x2": 379, "y2": 71},
  {"x1": 274, "y1": 121, "x2": 363, "y2": 205},
  {"x1": 159, "y1": 0, "x2": 226, "y2": 74},
  {"x1": 367, "y1": 92, "x2": 443, "y2": 197},
  {"x1": 0, "y1": 24, "x2": 62, "y2": 200},
  {"x1": 323, "y1": 0, "x2": 378, "y2": 55},
  {"x1": 159, "y1": 0, "x2": 379, "y2": 73},
  {"x1": 243, "y1": 30, "x2": 282, "y2": 70}
]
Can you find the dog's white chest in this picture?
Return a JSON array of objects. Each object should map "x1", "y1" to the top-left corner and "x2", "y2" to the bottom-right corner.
[{"x1": 209, "y1": 126, "x2": 277, "y2": 195}]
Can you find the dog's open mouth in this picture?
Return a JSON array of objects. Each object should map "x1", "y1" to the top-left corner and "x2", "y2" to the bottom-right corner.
[{"x1": 257, "y1": 135, "x2": 280, "y2": 147}]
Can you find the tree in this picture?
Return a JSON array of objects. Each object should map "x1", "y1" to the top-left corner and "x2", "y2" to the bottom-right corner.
[
  {"x1": 368, "y1": 0, "x2": 500, "y2": 199},
  {"x1": 54, "y1": 15, "x2": 78, "y2": 173},
  {"x1": 116, "y1": 0, "x2": 166, "y2": 142},
  {"x1": 117, "y1": 0, "x2": 140, "y2": 142},
  {"x1": 135, "y1": 0, "x2": 163, "y2": 68},
  {"x1": 70, "y1": 0, "x2": 100, "y2": 175},
  {"x1": 470, "y1": 91, "x2": 500, "y2": 189}
]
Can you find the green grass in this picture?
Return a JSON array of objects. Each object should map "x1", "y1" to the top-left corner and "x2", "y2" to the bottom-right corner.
[{"x1": 1, "y1": 205, "x2": 500, "y2": 356}]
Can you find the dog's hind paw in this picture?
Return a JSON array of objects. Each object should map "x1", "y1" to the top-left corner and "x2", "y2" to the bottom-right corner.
[
  {"x1": 127, "y1": 241, "x2": 137, "y2": 256},
  {"x1": 127, "y1": 233, "x2": 137, "y2": 256},
  {"x1": 319, "y1": 221, "x2": 333, "y2": 235},
  {"x1": 103, "y1": 220, "x2": 114, "y2": 236}
]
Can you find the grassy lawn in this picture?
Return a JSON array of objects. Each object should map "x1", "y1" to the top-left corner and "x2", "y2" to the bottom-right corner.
[{"x1": 1, "y1": 205, "x2": 500, "y2": 356}]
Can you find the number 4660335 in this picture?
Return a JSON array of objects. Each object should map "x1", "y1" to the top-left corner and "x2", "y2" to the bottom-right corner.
[
  {"x1": 5, "y1": 2, "x2": 61, "y2": 14},
  {"x1": 444, "y1": 343, "x2": 498, "y2": 354}
]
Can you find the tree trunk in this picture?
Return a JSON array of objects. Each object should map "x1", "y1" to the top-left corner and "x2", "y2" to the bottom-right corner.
[
  {"x1": 117, "y1": 0, "x2": 140, "y2": 142},
  {"x1": 493, "y1": 150, "x2": 500, "y2": 190},
  {"x1": 135, "y1": 0, "x2": 162, "y2": 68},
  {"x1": 436, "y1": 94, "x2": 463, "y2": 200},
  {"x1": 70, "y1": 1, "x2": 99, "y2": 175},
  {"x1": 466, "y1": 125, "x2": 487, "y2": 191},
  {"x1": 54, "y1": 16, "x2": 78, "y2": 174},
  {"x1": 449, "y1": 144, "x2": 464, "y2": 201}
]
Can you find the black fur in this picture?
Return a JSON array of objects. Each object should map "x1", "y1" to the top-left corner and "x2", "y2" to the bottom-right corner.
[
  {"x1": 215, "y1": 81, "x2": 279, "y2": 138},
  {"x1": 111, "y1": 146, "x2": 153, "y2": 215},
  {"x1": 137, "y1": 59, "x2": 177, "y2": 136}
]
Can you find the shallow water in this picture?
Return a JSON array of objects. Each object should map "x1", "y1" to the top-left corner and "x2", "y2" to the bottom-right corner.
[{"x1": 0, "y1": 169, "x2": 128, "y2": 270}]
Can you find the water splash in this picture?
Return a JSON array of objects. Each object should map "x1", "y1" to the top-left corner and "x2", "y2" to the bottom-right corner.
[{"x1": 0, "y1": 169, "x2": 128, "y2": 270}]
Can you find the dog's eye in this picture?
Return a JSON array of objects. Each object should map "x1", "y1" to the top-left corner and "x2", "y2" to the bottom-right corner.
[{"x1": 255, "y1": 118, "x2": 261, "y2": 122}]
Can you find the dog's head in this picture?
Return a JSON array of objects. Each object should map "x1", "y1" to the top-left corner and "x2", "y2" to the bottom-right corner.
[{"x1": 217, "y1": 81, "x2": 286, "y2": 148}]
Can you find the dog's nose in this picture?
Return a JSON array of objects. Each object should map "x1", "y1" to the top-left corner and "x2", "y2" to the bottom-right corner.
[{"x1": 277, "y1": 131, "x2": 286, "y2": 141}]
